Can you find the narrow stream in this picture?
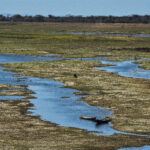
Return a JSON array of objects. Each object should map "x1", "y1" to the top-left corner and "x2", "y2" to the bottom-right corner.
[
  {"x1": 50, "y1": 31, "x2": 150, "y2": 38},
  {"x1": 0, "y1": 54, "x2": 150, "y2": 149},
  {"x1": 118, "y1": 146, "x2": 150, "y2": 150},
  {"x1": 78, "y1": 58, "x2": 150, "y2": 79}
]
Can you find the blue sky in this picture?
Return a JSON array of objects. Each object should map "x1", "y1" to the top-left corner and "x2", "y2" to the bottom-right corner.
[{"x1": 0, "y1": 0, "x2": 150, "y2": 16}]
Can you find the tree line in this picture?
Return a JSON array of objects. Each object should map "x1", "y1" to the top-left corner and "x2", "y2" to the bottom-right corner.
[{"x1": 0, "y1": 14, "x2": 150, "y2": 23}]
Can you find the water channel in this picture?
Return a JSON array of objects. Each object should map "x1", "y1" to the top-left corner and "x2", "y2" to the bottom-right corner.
[
  {"x1": 50, "y1": 31, "x2": 150, "y2": 38},
  {"x1": 79, "y1": 58, "x2": 150, "y2": 79},
  {"x1": 0, "y1": 53, "x2": 150, "y2": 149}
]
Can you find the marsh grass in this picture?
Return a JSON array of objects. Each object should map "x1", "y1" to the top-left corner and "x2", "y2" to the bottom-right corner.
[
  {"x1": 0, "y1": 34, "x2": 150, "y2": 60},
  {"x1": 1, "y1": 22, "x2": 150, "y2": 34},
  {"x1": 0, "y1": 84, "x2": 35, "y2": 99},
  {"x1": 0, "y1": 23, "x2": 150, "y2": 61},
  {"x1": 0, "y1": 84, "x2": 26, "y2": 90},
  {"x1": 135, "y1": 60, "x2": 150, "y2": 70}
]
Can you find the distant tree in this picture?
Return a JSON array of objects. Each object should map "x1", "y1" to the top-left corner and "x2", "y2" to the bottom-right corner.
[
  {"x1": 48, "y1": 15, "x2": 55, "y2": 22},
  {"x1": 12, "y1": 14, "x2": 24, "y2": 21},
  {"x1": 0, "y1": 14, "x2": 6, "y2": 21},
  {"x1": 33, "y1": 15, "x2": 45, "y2": 22},
  {"x1": 0, "y1": 14, "x2": 150, "y2": 23},
  {"x1": 24, "y1": 16, "x2": 33, "y2": 22},
  {"x1": 48, "y1": 15, "x2": 54, "y2": 18}
]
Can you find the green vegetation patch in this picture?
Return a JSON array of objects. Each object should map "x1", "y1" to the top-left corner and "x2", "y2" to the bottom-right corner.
[
  {"x1": 0, "y1": 23, "x2": 150, "y2": 60},
  {"x1": 135, "y1": 60, "x2": 150, "y2": 70},
  {"x1": 0, "y1": 33, "x2": 149, "y2": 60},
  {"x1": 1, "y1": 22, "x2": 150, "y2": 34}
]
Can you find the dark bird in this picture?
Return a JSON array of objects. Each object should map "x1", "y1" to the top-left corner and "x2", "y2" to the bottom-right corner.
[{"x1": 74, "y1": 74, "x2": 78, "y2": 78}]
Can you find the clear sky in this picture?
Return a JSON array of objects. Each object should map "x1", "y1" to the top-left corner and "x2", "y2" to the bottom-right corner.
[{"x1": 0, "y1": 0, "x2": 150, "y2": 16}]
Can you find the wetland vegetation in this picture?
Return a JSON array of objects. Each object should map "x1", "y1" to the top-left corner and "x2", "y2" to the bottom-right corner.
[
  {"x1": 135, "y1": 60, "x2": 150, "y2": 70},
  {"x1": 0, "y1": 22, "x2": 150, "y2": 61},
  {"x1": 0, "y1": 22, "x2": 150, "y2": 149}
]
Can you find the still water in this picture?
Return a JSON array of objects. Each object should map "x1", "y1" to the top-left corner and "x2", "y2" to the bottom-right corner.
[{"x1": 81, "y1": 58, "x2": 150, "y2": 79}]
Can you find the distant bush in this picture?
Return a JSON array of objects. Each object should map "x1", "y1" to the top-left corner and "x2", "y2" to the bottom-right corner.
[{"x1": 0, "y1": 14, "x2": 150, "y2": 23}]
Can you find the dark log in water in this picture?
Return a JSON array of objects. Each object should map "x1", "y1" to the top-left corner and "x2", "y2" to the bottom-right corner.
[
  {"x1": 80, "y1": 116, "x2": 97, "y2": 121},
  {"x1": 80, "y1": 116, "x2": 111, "y2": 124}
]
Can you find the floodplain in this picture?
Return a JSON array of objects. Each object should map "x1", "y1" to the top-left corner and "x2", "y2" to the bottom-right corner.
[{"x1": 0, "y1": 22, "x2": 150, "y2": 150}]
